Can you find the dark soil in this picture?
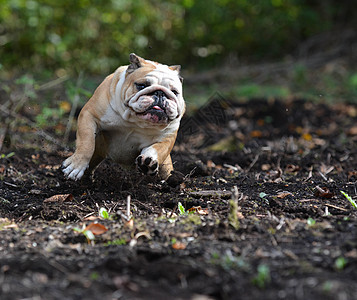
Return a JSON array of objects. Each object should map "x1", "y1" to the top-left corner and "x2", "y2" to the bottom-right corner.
[{"x1": 1, "y1": 96, "x2": 357, "y2": 300}]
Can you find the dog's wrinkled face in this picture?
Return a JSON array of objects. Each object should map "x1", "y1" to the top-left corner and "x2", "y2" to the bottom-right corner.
[{"x1": 118, "y1": 54, "x2": 184, "y2": 127}]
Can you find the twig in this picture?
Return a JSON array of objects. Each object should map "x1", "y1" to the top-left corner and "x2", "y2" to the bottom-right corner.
[
  {"x1": 37, "y1": 75, "x2": 69, "y2": 91},
  {"x1": 324, "y1": 203, "x2": 348, "y2": 212},
  {"x1": 246, "y1": 153, "x2": 260, "y2": 173},
  {"x1": 126, "y1": 195, "x2": 131, "y2": 219},
  {"x1": 4, "y1": 181, "x2": 18, "y2": 187},
  {"x1": 318, "y1": 171, "x2": 328, "y2": 182}
]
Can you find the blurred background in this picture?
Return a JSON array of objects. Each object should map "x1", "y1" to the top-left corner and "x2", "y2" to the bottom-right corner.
[{"x1": 0, "y1": 0, "x2": 357, "y2": 149}]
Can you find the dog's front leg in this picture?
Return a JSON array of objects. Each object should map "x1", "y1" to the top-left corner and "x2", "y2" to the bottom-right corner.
[
  {"x1": 62, "y1": 110, "x2": 98, "y2": 180},
  {"x1": 136, "y1": 135, "x2": 176, "y2": 180}
]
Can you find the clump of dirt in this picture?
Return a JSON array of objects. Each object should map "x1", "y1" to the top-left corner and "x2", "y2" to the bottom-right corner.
[{"x1": 1, "y1": 98, "x2": 357, "y2": 300}]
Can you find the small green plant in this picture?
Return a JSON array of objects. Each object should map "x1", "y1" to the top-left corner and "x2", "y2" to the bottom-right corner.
[
  {"x1": 178, "y1": 202, "x2": 186, "y2": 215},
  {"x1": 0, "y1": 152, "x2": 15, "y2": 159},
  {"x1": 104, "y1": 238, "x2": 127, "y2": 246},
  {"x1": 252, "y1": 264, "x2": 271, "y2": 288},
  {"x1": 99, "y1": 207, "x2": 110, "y2": 219},
  {"x1": 73, "y1": 226, "x2": 95, "y2": 244},
  {"x1": 307, "y1": 217, "x2": 316, "y2": 226},
  {"x1": 322, "y1": 280, "x2": 333, "y2": 293},
  {"x1": 334, "y1": 257, "x2": 347, "y2": 271},
  {"x1": 259, "y1": 192, "x2": 268, "y2": 199},
  {"x1": 35, "y1": 106, "x2": 67, "y2": 128},
  {"x1": 90, "y1": 272, "x2": 100, "y2": 280},
  {"x1": 340, "y1": 191, "x2": 357, "y2": 209}
]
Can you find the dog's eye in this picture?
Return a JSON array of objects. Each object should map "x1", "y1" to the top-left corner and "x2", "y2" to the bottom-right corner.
[
  {"x1": 135, "y1": 83, "x2": 148, "y2": 90},
  {"x1": 171, "y1": 89, "x2": 179, "y2": 96}
]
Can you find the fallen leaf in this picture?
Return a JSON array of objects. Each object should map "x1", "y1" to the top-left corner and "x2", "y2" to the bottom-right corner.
[
  {"x1": 261, "y1": 164, "x2": 271, "y2": 171},
  {"x1": 83, "y1": 216, "x2": 99, "y2": 221},
  {"x1": 187, "y1": 206, "x2": 209, "y2": 215},
  {"x1": 39, "y1": 164, "x2": 61, "y2": 170},
  {"x1": 285, "y1": 164, "x2": 300, "y2": 173},
  {"x1": 347, "y1": 126, "x2": 357, "y2": 136},
  {"x1": 84, "y1": 222, "x2": 108, "y2": 235},
  {"x1": 4, "y1": 224, "x2": 18, "y2": 229},
  {"x1": 250, "y1": 130, "x2": 263, "y2": 138},
  {"x1": 276, "y1": 191, "x2": 293, "y2": 199},
  {"x1": 124, "y1": 218, "x2": 134, "y2": 229},
  {"x1": 314, "y1": 186, "x2": 334, "y2": 199},
  {"x1": 345, "y1": 249, "x2": 357, "y2": 258},
  {"x1": 302, "y1": 132, "x2": 312, "y2": 141},
  {"x1": 134, "y1": 231, "x2": 151, "y2": 240},
  {"x1": 172, "y1": 241, "x2": 187, "y2": 250},
  {"x1": 320, "y1": 163, "x2": 334, "y2": 175},
  {"x1": 257, "y1": 119, "x2": 265, "y2": 126},
  {"x1": 206, "y1": 160, "x2": 215, "y2": 168},
  {"x1": 43, "y1": 194, "x2": 73, "y2": 203},
  {"x1": 237, "y1": 211, "x2": 245, "y2": 219},
  {"x1": 59, "y1": 101, "x2": 71, "y2": 113}
]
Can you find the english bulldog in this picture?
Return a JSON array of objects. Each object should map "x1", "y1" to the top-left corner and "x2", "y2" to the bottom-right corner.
[{"x1": 62, "y1": 53, "x2": 185, "y2": 181}]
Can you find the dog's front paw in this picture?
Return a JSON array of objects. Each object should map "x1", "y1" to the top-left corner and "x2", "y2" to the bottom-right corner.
[
  {"x1": 136, "y1": 154, "x2": 159, "y2": 176},
  {"x1": 62, "y1": 154, "x2": 89, "y2": 181}
]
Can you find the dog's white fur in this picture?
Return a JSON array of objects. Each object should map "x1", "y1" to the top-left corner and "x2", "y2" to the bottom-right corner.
[{"x1": 62, "y1": 54, "x2": 185, "y2": 180}]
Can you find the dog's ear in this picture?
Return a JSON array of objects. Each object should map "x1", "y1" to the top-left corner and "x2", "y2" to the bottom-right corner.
[
  {"x1": 169, "y1": 65, "x2": 183, "y2": 83},
  {"x1": 169, "y1": 65, "x2": 181, "y2": 73},
  {"x1": 127, "y1": 53, "x2": 145, "y2": 74}
]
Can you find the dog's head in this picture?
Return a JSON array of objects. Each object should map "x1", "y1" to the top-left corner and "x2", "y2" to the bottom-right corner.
[{"x1": 118, "y1": 53, "x2": 185, "y2": 127}]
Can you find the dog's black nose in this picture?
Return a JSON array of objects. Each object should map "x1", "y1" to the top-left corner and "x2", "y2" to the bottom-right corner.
[
  {"x1": 153, "y1": 90, "x2": 166, "y2": 98},
  {"x1": 153, "y1": 90, "x2": 167, "y2": 107}
]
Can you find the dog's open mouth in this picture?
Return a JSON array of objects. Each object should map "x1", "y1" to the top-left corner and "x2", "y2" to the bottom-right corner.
[
  {"x1": 136, "y1": 90, "x2": 170, "y2": 124},
  {"x1": 138, "y1": 103, "x2": 168, "y2": 123}
]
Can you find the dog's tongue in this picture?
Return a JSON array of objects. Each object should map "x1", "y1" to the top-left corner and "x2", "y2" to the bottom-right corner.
[{"x1": 153, "y1": 105, "x2": 163, "y2": 111}]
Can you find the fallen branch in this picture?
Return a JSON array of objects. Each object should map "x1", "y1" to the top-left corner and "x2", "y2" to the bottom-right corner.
[{"x1": 324, "y1": 203, "x2": 348, "y2": 212}]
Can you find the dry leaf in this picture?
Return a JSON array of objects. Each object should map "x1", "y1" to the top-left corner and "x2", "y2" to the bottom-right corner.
[
  {"x1": 285, "y1": 164, "x2": 300, "y2": 173},
  {"x1": 59, "y1": 101, "x2": 71, "y2": 113},
  {"x1": 134, "y1": 232, "x2": 151, "y2": 240},
  {"x1": 302, "y1": 132, "x2": 312, "y2": 141},
  {"x1": 314, "y1": 186, "x2": 334, "y2": 199},
  {"x1": 261, "y1": 164, "x2": 271, "y2": 171},
  {"x1": 43, "y1": 194, "x2": 73, "y2": 203},
  {"x1": 124, "y1": 218, "x2": 134, "y2": 229},
  {"x1": 85, "y1": 222, "x2": 108, "y2": 235},
  {"x1": 320, "y1": 164, "x2": 334, "y2": 175},
  {"x1": 276, "y1": 191, "x2": 293, "y2": 199},
  {"x1": 206, "y1": 160, "x2": 216, "y2": 168},
  {"x1": 83, "y1": 216, "x2": 99, "y2": 221},
  {"x1": 250, "y1": 130, "x2": 263, "y2": 138},
  {"x1": 39, "y1": 164, "x2": 61, "y2": 170},
  {"x1": 172, "y1": 241, "x2": 187, "y2": 250},
  {"x1": 347, "y1": 126, "x2": 357, "y2": 136},
  {"x1": 237, "y1": 211, "x2": 245, "y2": 219},
  {"x1": 3, "y1": 223, "x2": 18, "y2": 229},
  {"x1": 188, "y1": 206, "x2": 209, "y2": 215}
]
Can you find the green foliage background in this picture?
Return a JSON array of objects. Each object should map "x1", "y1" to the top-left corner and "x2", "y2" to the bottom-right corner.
[{"x1": 0, "y1": 0, "x2": 354, "y2": 76}]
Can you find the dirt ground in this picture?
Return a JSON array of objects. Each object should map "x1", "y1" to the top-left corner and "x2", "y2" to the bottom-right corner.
[{"x1": 1, "y1": 96, "x2": 357, "y2": 300}]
